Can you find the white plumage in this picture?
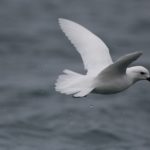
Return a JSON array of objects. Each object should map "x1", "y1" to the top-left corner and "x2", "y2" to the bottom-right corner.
[
  {"x1": 55, "y1": 18, "x2": 150, "y2": 97},
  {"x1": 58, "y1": 18, "x2": 113, "y2": 75}
]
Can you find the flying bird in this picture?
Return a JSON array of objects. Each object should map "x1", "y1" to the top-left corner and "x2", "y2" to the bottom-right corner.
[{"x1": 55, "y1": 18, "x2": 150, "y2": 97}]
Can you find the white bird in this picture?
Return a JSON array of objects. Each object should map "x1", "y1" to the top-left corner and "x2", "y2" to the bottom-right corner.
[{"x1": 55, "y1": 18, "x2": 150, "y2": 97}]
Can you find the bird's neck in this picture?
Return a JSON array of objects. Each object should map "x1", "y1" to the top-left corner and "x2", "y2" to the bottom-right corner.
[{"x1": 126, "y1": 67, "x2": 138, "y2": 84}]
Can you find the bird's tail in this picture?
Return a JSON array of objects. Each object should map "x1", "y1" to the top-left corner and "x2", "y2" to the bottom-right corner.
[{"x1": 55, "y1": 69, "x2": 94, "y2": 97}]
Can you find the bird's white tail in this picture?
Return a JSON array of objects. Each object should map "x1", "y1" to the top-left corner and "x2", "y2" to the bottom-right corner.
[{"x1": 55, "y1": 69, "x2": 94, "y2": 97}]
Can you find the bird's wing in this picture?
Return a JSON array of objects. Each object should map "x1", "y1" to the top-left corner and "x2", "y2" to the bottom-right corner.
[
  {"x1": 58, "y1": 18, "x2": 113, "y2": 76},
  {"x1": 100, "y1": 52, "x2": 142, "y2": 77}
]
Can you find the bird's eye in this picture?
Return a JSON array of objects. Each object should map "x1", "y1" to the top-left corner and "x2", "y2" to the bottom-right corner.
[{"x1": 140, "y1": 72, "x2": 145, "y2": 75}]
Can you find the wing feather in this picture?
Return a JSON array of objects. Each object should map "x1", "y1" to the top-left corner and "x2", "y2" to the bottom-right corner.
[
  {"x1": 58, "y1": 18, "x2": 113, "y2": 75},
  {"x1": 100, "y1": 51, "x2": 142, "y2": 76}
]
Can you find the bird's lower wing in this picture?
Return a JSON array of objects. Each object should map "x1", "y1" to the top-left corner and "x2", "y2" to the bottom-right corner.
[{"x1": 58, "y1": 18, "x2": 113, "y2": 76}]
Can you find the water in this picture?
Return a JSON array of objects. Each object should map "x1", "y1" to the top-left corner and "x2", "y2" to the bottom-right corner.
[{"x1": 0, "y1": 0, "x2": 150, "y2": 149}]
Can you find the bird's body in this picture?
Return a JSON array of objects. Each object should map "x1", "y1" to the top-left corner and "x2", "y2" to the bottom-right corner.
[
  {"x1": 55, "y1": 18, "x2": 150, "y2": 97},
  {"x1": 94, "y1": 73, "x2": 129, "y2": 94}
]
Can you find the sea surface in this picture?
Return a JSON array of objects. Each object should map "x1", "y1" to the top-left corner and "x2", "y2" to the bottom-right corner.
[{"x1": 0, "y1": 0, "x2": 150, "y2": 150}]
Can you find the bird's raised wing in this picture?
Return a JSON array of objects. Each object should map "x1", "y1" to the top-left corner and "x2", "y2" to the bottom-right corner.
[
  {"x1": 100, "y1": 52, "x2": 142, "y2": 77},
  {"x1": 58, "y1": 18, "x2": 113, "y2": 76}
]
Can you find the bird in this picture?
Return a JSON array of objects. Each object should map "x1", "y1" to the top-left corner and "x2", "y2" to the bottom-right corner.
[{"x1": 55, "y1": 18, "x2": 150, "y2": 98}]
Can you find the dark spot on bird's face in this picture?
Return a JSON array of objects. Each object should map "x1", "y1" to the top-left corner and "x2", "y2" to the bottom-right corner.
[{"x1": 140, "y1": 72, "x2": 146, "y2": 75}]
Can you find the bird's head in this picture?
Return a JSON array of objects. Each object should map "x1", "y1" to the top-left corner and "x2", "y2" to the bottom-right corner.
[{"x1": 126, "y1": 66, "x2": 150, "y2": 83}]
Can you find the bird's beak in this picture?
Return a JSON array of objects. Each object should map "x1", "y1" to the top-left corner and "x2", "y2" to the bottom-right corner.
[{"x1": 147, "y1": 77, "x2": 150, "y2": 81}]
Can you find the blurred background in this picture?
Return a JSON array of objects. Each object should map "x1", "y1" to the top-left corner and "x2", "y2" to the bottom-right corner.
[{"x1": 0, "y1": 0, "x2": 150, "y2": 149}]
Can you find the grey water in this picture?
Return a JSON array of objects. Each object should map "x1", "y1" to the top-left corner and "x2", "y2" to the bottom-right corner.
[{"x1": 0, "y1": 0, "x2": 150, "y2": 149}]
